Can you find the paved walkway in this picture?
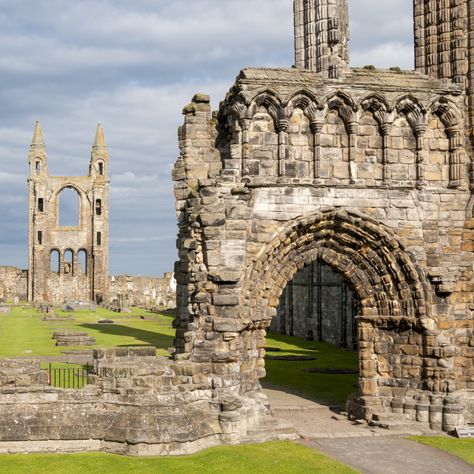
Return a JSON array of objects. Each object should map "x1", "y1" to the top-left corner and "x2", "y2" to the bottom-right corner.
[
  {"x1": 306, "y1": 437, "x2": 474, "y2": 474},
  {"x1": 264, "y1": 387, "x2": 474, "y2": 474}
]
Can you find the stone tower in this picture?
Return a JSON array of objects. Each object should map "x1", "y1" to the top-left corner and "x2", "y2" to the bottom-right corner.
[
  {"x1": 294, "y1": 0, "x2": 349, "y2": 78},
  {"x1": 414, "y1": 0, "x2": 474, "y2": 140},
  {"x1": 27, "y1": 122, "x2": 110, "y2": 305}
]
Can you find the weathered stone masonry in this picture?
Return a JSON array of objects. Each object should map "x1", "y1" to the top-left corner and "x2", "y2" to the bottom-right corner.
[
  {"x1": 1, "y1": 0, "x2": 474, "y2": 456},
  {"x1": 173, "y1": 0, "x2": 474, "y2": 431}
]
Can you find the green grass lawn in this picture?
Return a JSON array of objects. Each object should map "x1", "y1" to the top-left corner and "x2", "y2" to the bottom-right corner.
[
  {"x1": 0, "y1": 305, "x2": 175, "y2": 357},
  {"x1": 409, "y1": 436, "x2": 474, "y2": 465},
  {"x1": 0, "y1": 305, "x2": 358, "y2": 405},
  {"x1": 0, "y1": 441, "x2": 357, "y2": 474},
  {"x1": 264, "y1": 332, "x2": 358, "y2": 406}
]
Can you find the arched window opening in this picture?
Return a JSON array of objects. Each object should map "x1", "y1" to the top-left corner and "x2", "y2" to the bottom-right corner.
[
  {"x1": 95, "y1": 199, "x2": 102, "y2": 216},
  {"x1": 63, "y1": 250, "x2": 74, "y2": 275},
  {"x1": 58, "y1": 187, "x2": 80, "y2": 227},
  {"x1": 96, "y1": 232, "x2": 102, "y2": 246},
  {"x1": 98, "y1": 162, "x2": 104, "y2": 175},
  {"x1": 348, "y1": 3, "x2": 414, "y2": 70},
  {"x1": 37, "y1": 231, "x2": 42, "y2": 245},
  {"x1": 77, "y1": 250, "x2": 87, "y2": 276},
  {"x1": 35, "y1": 160, "x2": 42, "y2": 175},
  {"x1": 272, "y1": 261, "x2": 358, "y2": 350},
  {"x1": 38, "y1": 198, "x2": 44, "y2": 212},
  {"x1": 50, "y1": 250, "x2": 60, "y2": 274}
]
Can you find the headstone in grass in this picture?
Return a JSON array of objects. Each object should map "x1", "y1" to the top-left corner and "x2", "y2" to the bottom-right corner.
[
  {"x1": 0, "y1": 306, "x2": 10, "y2": 314},
  {"x1": 265, "y1": 355, "x2": 317, "y2": 361},
  {"x1": 303, "y1": 368, "x2": 358, "y2": 374},
  {"x1": 98, "y1": 319, "x2": 114, "y2": 324}
]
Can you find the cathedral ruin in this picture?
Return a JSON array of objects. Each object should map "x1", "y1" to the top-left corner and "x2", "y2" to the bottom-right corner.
[
  {"x1": 27, "y1": 122, "x2": 110, "y2": 305},
  {"x1": 0, "y1": 0, "x2": 473, "y2": 456}
]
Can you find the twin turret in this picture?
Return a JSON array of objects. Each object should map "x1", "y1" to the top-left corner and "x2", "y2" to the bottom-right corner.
[{"x1": 28, "y1": 121, "x2": 109, "y2": 179}]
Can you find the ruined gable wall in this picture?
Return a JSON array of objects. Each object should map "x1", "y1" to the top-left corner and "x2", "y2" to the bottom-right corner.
[
  {"x1": 0, "y1": 267, "x2": 27, "y2": 301},
  {"x1": 108, "y1": 272, "x2": 176, "y2": 309}
]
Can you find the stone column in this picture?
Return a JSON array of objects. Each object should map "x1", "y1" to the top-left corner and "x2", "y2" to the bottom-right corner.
[
  {"x1": 310, "y1": 121, "x2": 323, "y2": 180},
  {"x1": 446, "y1": 127, "x2": 463, "y2": 188},
  {"x1": 294, "y1": 0, "x2": 305, "y2": 68},
  {"x1": 415, "y1": 125, "x2": 427, "y2": 188},
  {"x1": 380, "y1": 123, "x2": 391, "y2": 184},
  {"x1": 414, "y1": 0, "x2": 472, "y2": 140},
  {"x1": 240, "y1": 118, "x2": 251, "y2": 177},
  {"x1": 347, "y1": 122, "x2": 358, "y2": 184},
  {"x1": 358, "y1": 320, "x2": 377, "y2": 398},
  {"x1": 72, "y1": 252, "x2": 78, "y2": 277},
  {"x1": 277, "y1": 117, "x2": 290, "y2": 178}
]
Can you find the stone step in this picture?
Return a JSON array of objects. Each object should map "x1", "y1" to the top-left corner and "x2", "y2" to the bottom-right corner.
[
  {"x1": 246, "y1": 418, "x2": 299, "y2": 442},
  {"x1": 370, "y1": 412, "x2": 421, "y2": 431}
]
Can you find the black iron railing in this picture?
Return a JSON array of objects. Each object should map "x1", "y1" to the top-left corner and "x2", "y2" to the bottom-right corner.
[{"x1": 47, "y1": 363, "x2": 94, "y2": 389}]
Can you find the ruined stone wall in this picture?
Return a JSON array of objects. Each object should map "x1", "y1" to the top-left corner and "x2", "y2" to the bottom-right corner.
[
  {"x1": 0, "y1": 267, "x2": 27, "y2": 302},
  {"x1": 0, "y1": 350, "x2": 283, "y2": 455},
  {"x1": 271, "y1": 261, "x2": 356, "y2": 348},
  {"x1": 173, "y1": 64, "x2": 474, "y2": 429},
  {"x1": 108, "y1": 272, "x2": 176, "y2": 309}
]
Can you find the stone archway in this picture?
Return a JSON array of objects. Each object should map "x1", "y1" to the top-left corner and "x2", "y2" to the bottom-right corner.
[{"x1": 238, "y1": 209, "x2": 433, "y2": 419}]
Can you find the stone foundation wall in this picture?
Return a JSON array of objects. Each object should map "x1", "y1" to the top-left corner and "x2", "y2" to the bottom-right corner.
[
  {"x1": 0, "y1": 350, "x2": 286, "y2": 455},
  {"x1": 0, "y1": 267, "x2": 177, "y2": 310}
]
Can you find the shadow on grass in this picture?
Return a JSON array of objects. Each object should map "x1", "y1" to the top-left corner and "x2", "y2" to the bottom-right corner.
[
  {"x1": 262, "y1": 332, "x2": 359, "y2": 412},
  {"x1": 80, "y1": 323, "x2": 174, "y2": 350}
]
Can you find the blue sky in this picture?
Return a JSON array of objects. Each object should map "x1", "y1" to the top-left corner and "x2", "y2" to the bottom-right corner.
[{"x1": 0, "y1": 0, "x2": 414, "y2": 276}]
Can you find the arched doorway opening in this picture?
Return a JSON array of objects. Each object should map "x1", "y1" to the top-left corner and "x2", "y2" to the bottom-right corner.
[{"x1": 239, "y1": 210, "x2": 432, "y2": 420}]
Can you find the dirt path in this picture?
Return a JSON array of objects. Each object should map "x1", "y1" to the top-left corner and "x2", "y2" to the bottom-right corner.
[{"x1": 264, "y1": 388, "x2": 473, "y2": 474}]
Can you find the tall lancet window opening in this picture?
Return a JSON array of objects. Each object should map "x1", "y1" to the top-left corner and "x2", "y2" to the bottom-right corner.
[{"x1": 58, "y1": 188, "x2": 80, "y2": 227}]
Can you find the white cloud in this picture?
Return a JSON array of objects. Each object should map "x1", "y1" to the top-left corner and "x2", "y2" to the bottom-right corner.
[{"x1": 0, "y1": 1, "x2": 416, "y2": 274}]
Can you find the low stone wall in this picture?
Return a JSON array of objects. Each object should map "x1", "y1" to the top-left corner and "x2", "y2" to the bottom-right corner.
[{"x1": 0, "y1": 349, "x2": 292, "y2": 456}]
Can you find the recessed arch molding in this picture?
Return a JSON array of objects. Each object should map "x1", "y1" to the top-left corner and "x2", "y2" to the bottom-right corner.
[{"x1": 241, "y1": 210, "x2": 431, "y2": 330}]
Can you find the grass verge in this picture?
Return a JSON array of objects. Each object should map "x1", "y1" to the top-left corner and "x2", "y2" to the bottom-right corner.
[
  {"x1": 408, "y1": 436, "x2": 474, "y2": 465},
  {"x1": 0, "y1": 441, "x2": 358, "y2": 474}
]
